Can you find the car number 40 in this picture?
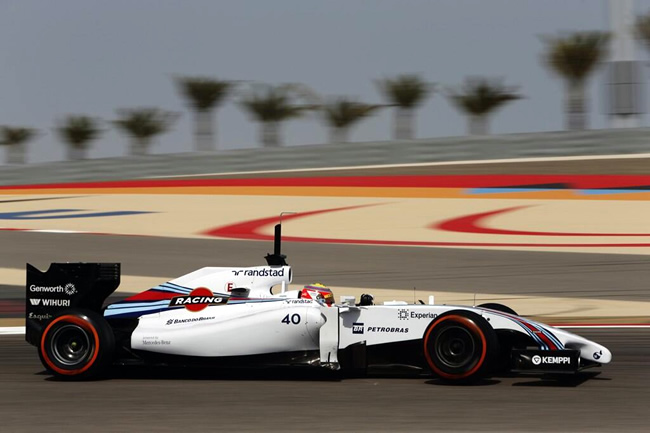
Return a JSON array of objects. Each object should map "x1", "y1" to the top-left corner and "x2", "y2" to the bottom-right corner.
[{"x1": 281, "y1": 314, "x2": 301, "y2": 325}]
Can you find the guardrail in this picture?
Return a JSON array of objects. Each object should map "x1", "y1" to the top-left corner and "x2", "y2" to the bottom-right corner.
[{"x1": 1, "y1": 128, "x2": 650, "y2": 185}]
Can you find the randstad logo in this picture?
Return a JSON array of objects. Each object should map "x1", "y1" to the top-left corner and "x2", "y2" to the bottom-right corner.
[{"x1": 232, "y1": 269, "x2": 285, "y2": 277}]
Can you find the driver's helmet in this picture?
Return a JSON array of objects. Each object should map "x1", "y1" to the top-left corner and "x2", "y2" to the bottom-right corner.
[{"x1": 300, "y1": 283, "x2": 334, "y2": 306}]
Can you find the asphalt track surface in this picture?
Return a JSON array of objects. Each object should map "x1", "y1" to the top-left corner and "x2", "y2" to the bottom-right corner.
[
  {"x1": 0, "y1": 330, "x2": 647, "y2": 432},
  {"x1": 1, "y1": 231, "x2": 650, "y2": 431},
  {"x1": 1, "y1": 230, "x2": 649, "y2": 301}
]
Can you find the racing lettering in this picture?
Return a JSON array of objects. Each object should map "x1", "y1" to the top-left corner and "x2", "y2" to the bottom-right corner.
[
  {"x1": 170, "y1": 296, "x2": 225, "y2": 306},
  {"x1": 169, "y1": 288, "x2": 229, "y2": 312}
]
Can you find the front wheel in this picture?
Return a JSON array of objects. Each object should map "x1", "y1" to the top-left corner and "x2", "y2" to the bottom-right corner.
[
  {"x1": 477, "y1": 303, "x2": 518, "y2": 316},
  {"x1": 39, "y1": 309, "x2": 115, "y2": 380},
  {"x1": 423, "y1": 310, "x2": 499, "y2": 383}
]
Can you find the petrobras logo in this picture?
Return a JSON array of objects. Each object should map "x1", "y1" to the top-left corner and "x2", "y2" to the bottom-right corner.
[
  {"x1": 29, "y1": 283, "x2": 77, "y2": 296},
  {"x1": 29, "y1": 299, "x2": 70, "y2": 307},
  {"x1": 231, "y1": 268, "x2": 285, "y2": 277},
  {"x1": 352, "y1": 322, "x2": 364, "y2": 334},
  {"x1": 169, "y1": 287, "x2": 228, "y2": 312},
  {"x1": 532, "y1": 355, "x2": 571, "y2": 365},
  {"x1": 367, "y1": 326, "x2": 409, "y2": 333}
]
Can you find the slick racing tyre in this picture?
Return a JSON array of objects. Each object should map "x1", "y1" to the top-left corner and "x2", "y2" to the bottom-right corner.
[
  {"x1": 423, "y1": 310, "x2": 499, "y2": 383},
  {"x1": 477, "y1": 303, "x2": 518, "y2": 316},
  {"x1": 39, "y1": 309, "x2": 115, "y2": 380}
]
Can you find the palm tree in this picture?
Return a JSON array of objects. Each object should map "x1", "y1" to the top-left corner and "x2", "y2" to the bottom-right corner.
[
  {"x1": 240, "y1": 84, "x2": 313, "y2": 147},
  {"x1": 542, "y1": 31, "x2": 609, "y2": 131},
  {"x1": 0, "y1": 126, "x2": 36, "y2": 164},
  {"x1": 322, "y1": 97, "x2": 383, "y2": 143},
  {"x1": 113, "y1": 108, "x2": 178, "y2": 156},
  {"x1": 447, "y1": 77, "x2": 522, "y2": 135},
  {"x1": 176, "y1": 76, "x2": 233, "y2": 152},
  {"x1": 56, "y1": 116, "x2": 102, "y2": 160},
  {"x1": 635, "y1": 11, "x2": 650, "y2": 50},
  {"x1": 376, "y1": 74, "x2": 432, "y2": 140}
]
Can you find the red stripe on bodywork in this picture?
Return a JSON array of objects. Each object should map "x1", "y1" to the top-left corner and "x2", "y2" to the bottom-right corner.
[
  {"x1": 123, "y1": 290, "x2": 178, "y2": 302},
  {"x1": 487, "y1": 309, "x2": 559, "y2": 350}
]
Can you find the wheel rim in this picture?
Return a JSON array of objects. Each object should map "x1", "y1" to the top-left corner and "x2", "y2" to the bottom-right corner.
[
  {"x1": 434, "y1": 325, "x2": 477, "y2": 370},
  {"x1": 50, "y1": 324, "x2": 92, "y2": 367}
]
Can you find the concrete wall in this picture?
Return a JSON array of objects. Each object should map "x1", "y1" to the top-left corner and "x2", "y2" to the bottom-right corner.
[{"x1": 1, "y1": 128, "x2": 650, "y2": 185}]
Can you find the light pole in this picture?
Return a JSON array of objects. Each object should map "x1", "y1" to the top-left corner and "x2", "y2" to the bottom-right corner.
[{"x1": 607, "y1": 0, "x2": 644, "y2": 128}]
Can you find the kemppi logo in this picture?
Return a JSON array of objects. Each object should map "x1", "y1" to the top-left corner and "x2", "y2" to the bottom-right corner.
[{"x1": 532, "y1": 355, "x2": 570, "y2": 365}]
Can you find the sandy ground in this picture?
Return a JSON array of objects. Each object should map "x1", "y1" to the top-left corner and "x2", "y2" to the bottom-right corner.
[{"x1": 2, "y1": 194, "x2": 650, "y2": 255}]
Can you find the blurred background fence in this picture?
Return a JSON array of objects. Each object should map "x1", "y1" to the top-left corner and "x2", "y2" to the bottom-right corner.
[{"x1": 2, "y1": 127, "x2": 650, "y2": 186}]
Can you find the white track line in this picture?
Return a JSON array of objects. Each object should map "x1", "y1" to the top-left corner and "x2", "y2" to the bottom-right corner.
[
  {"x1": 143, "y1": 152, "x2": 650, "y2": 179},
  {"x1": 0, "y1": 327, "x2": 25, "y2": 335}
]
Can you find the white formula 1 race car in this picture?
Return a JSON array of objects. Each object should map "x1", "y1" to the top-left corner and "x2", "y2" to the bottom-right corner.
[{"x1": 25, "y1": 224, "x2": 612, "y2": 383}]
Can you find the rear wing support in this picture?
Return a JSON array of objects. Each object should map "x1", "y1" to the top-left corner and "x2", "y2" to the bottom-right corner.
[{"x1": 25, "y1": 263, "x2": 120, "y2": 346}]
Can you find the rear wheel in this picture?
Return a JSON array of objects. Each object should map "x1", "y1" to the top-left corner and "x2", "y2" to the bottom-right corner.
[
  {"x1": 39, "y1": 310, "x2": 114, "y2": 380},
  {"x1": 423, "y1": 310, "x2": 498, "y2": 383}
]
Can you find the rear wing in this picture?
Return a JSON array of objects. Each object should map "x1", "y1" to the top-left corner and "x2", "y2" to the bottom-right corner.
[{"x1": 25, "y1": 263, "x2": 120, "y2": 346}]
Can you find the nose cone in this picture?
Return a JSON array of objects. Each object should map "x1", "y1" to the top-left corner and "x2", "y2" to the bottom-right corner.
[{"x1": 592, "y1": 346, "x2": 612, "y2": 364}]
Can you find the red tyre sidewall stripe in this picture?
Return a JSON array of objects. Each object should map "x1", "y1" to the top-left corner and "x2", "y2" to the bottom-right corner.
[
  {"x1": 423, "y1": 315, "x2": 488, "y2": 380},
  {"x1": 40, "y1": 315, "x2": 100, "y2": 376}
]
